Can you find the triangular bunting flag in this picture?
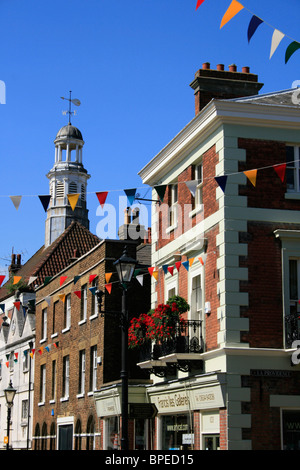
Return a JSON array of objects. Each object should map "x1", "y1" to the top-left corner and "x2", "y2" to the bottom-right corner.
[
  {"x1": 73, "y1": 275, "x2": 81, "y2": 284},
  {"x1": 105, "y1": 273, "x2": 112, "y2": 283},
  {"x1": 53, "y1": 342, "x2": 59, "y2": 349},
  {"x1": 285, "y1": 41, "x2": 300, "y2": 64},
  {"x1": 6, "y1": 354, "x2": 9, "y2": 361},
  {"x1": 13, "y1": 276, "x2": 22, "y2": 285},
  {"x1": 270, "y1": 29, "x2": 285, "y2": 59},
  {"x1": 74, "y1": 290, "x2": 81, "y2": 299},
  {"x1": 152, "y1": 270, "x2": 159, "y2": 281},
  {"x1": 182, "y1": 260, "x2": 189, "y2": 271},
  {"x1": 215, "y1": 176, "x2": 228, "y2": 193},
  {"x1": 58, "y1": 294, "x2": 65, "y2": 303},
  {"x1": 175, "y1": 261, "x2": 181, "y2": 271},
  {"x1": 134, "y1": 269, "x2": 141, "y2": 278},
  {"x1": 162, "y1": 265, "x2": 169, "y2": 275},
  {"x1": 167, "y1": 266, "x2": 174, "y2": 276},
  {"x1": 185, "y1": 180, "x2": 199, "y2": 197},
  {"x1": 124, "y1": 188, "x2": 137, "y2": 206},
  {"x1": 0, "y1": 275, "x2": 5, "y2": 287},
  {"x1": 89, "y1": 286, "x2": 97, "y2": 296},
  {"x1": 38, "y1": 195, "x2": 51, "y2": 212},
  {"x1": 45, "y1": 346, "x2": 50, "y2": 352},
  {"x1": 38, "y1": 347, "x2": 43, "y2": 355},
  {"x1": 244, "y1": 169, "x2": 257, "y2": 187},
  {"x1": 44, "y1": 276, "x2": 52, "y2": 286},
  {"x1": 45, "y1": 296, "x2": 51, "y2": 306},
  {"x1": 220, "y1": 0, "x2": 244, "y2": 29},
  {"x1": 189, "y1": 258, "x2": 195, "y2": 267},
  {"x1": 89, "y1": 274, "x2": 97, "y2": 284},
  {"x1": 199, "y1": 253, "x2": 208, "y2": 265},
  {"x1": 0, "y1": 304, "x2": 5, "y2": 313},
  {"x1": 60, "y1": 276, "x2": 68, "y2": 286},
  {"x1": 105, "y1": 283, "x2": 112, "y2": 294},
  {"x1": 196, "y1": 0, "x2": 205, "y2": 9},
  {"x1": 28, "y1": 276, "x2": 37, "y2": 286},
  {"x1": 6, "y1": 362, "x2": 9, "y2": 368},
  {"x1": 67, "y1": 193, "x2": 80, "y2": 211},
  {"x1": 247, "y1": 15, "x2": 263, "y2": 43},
  {"x1": 136, "y1": 274, "x2": 144, "y2": 286},
  {"x1": 273, "y1": 163, "x2": 286, "y2": 183},
  {"x1": 10, "y1": 195, "x2": 22, "y2": 210},
  {"x1": 96, "y1": 191, "x2": 108, "y2": 208},
  {"x1": 14, "y1": 301, "x2": 21, "y2": 311},
  {"x1": 154, "y1": 185, "x2": 167, "y2": 203},
  {"x1": 14, "y1": 352, "x2": 18, "y2": 360},
  {"x1": 148, "y1": 267, "x2": 155, "y2": 276}
]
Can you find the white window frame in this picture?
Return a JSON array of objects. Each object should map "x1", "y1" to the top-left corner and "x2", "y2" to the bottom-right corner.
[
  {"x1": 78, "y1": 350, "x2": 86, "y2": 397},
  {"x1": 63, "y1": 294, "x2": 71, "y2": 332},
  {"x1": 90, "y1": 346, "x2": 97, "y2": 393},
  {"x1": 286, "y1": 145, "x2": 300, "y2": 193},
  {"x1": 79, "y1": 284, "x2": 87, "y2": 324},
  {"x1": 39, "y1": 364, "x2": 46, "y2": 405},
  {"x1": 168, "y1": 184, "x2": 178, "y2": 230},
  {"x1": 61, "y1": 355, "x2": 70, "y2": 401},
  {"x1": 41, "y1": 308, "x2": 47, "y2": 342}
]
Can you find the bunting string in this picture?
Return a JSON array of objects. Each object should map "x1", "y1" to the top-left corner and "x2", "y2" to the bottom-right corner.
[{"x1": 196, "y1": 0, "x2": 300, "y2": 63}]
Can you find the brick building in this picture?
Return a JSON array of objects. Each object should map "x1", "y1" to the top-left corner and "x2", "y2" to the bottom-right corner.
[{"x1": 137, "y1": 63, "x2": 300, "y2": 450}]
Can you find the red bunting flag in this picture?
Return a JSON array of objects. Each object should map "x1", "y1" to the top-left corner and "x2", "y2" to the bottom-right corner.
[
  {"x1": 89, "y1": 274, "x2": 97, "y2": 284},
  {"x1": 96, "y1": 191, "x2": 108, "y2": 208},
  {"x1": 0, "y1": 275, "x2": 5, "y2": 287},
  {"x1": 167, "y1": 266, "x2": 174, "y2": 276},
  {"x1": 14, "y1": 301, "x2": 21, "y2": 311},
  {"x1": 196, "y1": 0, "x2": 205, "y2": 9},
  {"x1": 148, "y1": 267, "x2": 155, "y2": 276},
  {"x1": 60, "y1": 276, "x2": 68, "y2": 286},
  {"x1": 175, "y1": 261, "x2": 181, "y2": 271},
  {"x1": 105, "y1": 283, "x2": 112, "y2": 294},
  {"x1": 273, "y1": 163, "x2": 286, "y2": 182},
  {"x1": 74, "y1": 291, "x2": 81, "y2": 299}
]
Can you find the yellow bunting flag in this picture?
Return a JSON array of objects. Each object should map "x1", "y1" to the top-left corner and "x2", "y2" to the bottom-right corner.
[
  {"x1": 13, "y1": 276, "x2": 22, "y2": 285},
  {"x1": 244, "y1": 169, "x2": 257, "y2": 187},
  {"x1": 220, "y1": 0, "x2": 244, "y2": 28},
  {"x1": 152, "y1": 270, "x2": 159, "y2": 281},
  {"x1": 105, "y1": 273, "x2": 112, "y2": 283},
  {"x1": 67, "y1": 193, "x2": 80, "y2": 211},
  {"x1": 58, "y1": 294, "x2": 66, "y2": 303}
]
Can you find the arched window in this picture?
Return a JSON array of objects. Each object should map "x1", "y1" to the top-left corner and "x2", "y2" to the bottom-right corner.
[
  {"x1": 34, "y1": 423, "x2": 40, "y2": 450},
  {"x1": 75, "y1": 419, "x2": 82, "y2": 450},
  {"x1": 86, "y1": 415, "x2": 95, "y2": 450},
  {"x1": 50, "y1": 422, "x2": 56, "y2": 450},
  {"x1": 41, "y1": 422, "x2": 47, "y2": 450}
]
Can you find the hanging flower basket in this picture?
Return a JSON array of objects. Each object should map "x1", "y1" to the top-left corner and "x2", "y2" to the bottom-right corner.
[{"x1": 128, "y1": 297, "x2": 189, "y2": 349}]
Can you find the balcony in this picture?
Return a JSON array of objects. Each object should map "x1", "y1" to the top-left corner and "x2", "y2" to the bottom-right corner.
[
  {"x1": 137, "y1": 319, "x2": 203, "y2": 376},
  {"x1": 285, "y1": 306, "x2": 300, "y2": 348}
]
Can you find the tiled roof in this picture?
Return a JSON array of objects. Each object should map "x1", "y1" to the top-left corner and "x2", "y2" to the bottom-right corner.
[
  {"x1": 0, "y1": 221, "x2": 100, "y2": 300},
  {"x1": 228, "y1": 88, "x2": 300, "y2": 107}
]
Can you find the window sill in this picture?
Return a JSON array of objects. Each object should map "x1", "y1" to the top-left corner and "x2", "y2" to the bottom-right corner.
[
  {"x1": 51, "y1": 332, "x2": 58, "y2": 339},
  {"x1": 62, "y1": 327, "x2": 70, "y2": 334},
  {"x1": 49, "y1": 399, "x2": 56, "y2": 404},
  {"x1": 76, "y1": 393, "x2": 85, "y2": 399},
  {"x1": 89, "y1": 313, "x2": 98, "y2": 321},
  {"x1": 87, "y1": 391, "x2": 94, "y2": 397},
  {"x1": 189, "y1": 205, "x2": 203, "y2": 218},
  {"x1": 60, "y1": 396, "x2": 69, "y2": 403},
  {"x1": 166, "y1": 223, "x2": 177, "y2": 234},
  {"x1": 40, "y1": 338, "x2": 47, "y2": 344},
  {"x1": 38, "y1": 402, "x2": 45, "y2": 407},
  {"x1": 285, "y1": 192, "x2": 300, "y2": 200},
  {"x1": 78, "y1": 319, "x2": 86, "y2": 326}
]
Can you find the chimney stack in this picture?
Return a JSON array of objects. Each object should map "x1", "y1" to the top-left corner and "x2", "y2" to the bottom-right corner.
[{"x1": 190, "y1": 62, "x2": 264, "y2": 115}]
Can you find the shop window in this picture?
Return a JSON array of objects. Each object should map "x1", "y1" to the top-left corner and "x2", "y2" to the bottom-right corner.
[
  {"x1": 106, "y1": 416, "x2": 120, "y2": 450},
  {"x1": 161, "y1": 414, "x2": 194, "y2": 450},
  {"x1": 135, "y1": 419, "x2": 147, "y2": 450},
  {"x1": 282, "y1": 410, "x2": 300, "y2": 450}
]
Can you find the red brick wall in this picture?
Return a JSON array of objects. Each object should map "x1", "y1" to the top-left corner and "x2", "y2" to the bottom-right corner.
[
  {"x1": 204, "y1": 225, "x2": 220, "y2": 351},
  {"x1": 219, "y1": 408, "x2": 228, "y2": 450}
]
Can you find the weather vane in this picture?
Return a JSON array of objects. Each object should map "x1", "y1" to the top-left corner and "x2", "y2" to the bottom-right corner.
[{"x1": 61, "y1": 91, "x2": 81, "y2": 124}]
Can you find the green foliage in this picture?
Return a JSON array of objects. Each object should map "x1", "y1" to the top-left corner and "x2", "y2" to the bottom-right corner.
[{"x1": 166, "y1": 295, "x2": 190, "y2": 314}]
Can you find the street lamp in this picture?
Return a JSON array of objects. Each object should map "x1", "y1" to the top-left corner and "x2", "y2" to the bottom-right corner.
[
  {"x1": 113, "y1": 247, "x2": 137, "y2": 451},
  {"x1": 4, "y1": 380, "x2": 16, "y2": 450}
]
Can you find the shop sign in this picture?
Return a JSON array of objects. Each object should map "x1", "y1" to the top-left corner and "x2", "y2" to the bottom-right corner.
[{"x1": 182, "y1": 434, "x2": 194, "y2": 445}]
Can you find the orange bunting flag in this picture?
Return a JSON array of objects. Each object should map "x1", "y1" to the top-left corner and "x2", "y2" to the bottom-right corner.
[
  {"x1": 273, "y1": 163, "x2": 286, "y2": 182},
  {"x1": 220, "y1": 0, "x2": 244, "y2": 29},
  {"x1": 105, "y1": 283, "x2": 112, "y2": 294},
  {"x1": 152, "y1": 270, "x2": 159, "y2": 281},
  {"x1": 58, "y1": 294, "x2": 66, "y2": 303},
  {"x1": 38, "y1": 347, "x2": 43, "y2": 355},
  {"x1": 89, "y1": 274, "x2": 97, "y2": 283},
  {"x1": 67, "y1": 193, "x2": 80, "y2": 211},
  {"x1": 105, "y1": 273, "x2": 112, "y2": 283},
  {"x1": 13, "y1": 276, "x2": 22, "y2": 285},
  {"x1": 244, "y1": 169, "x2": 257, "y2": 187},
  {"x1": 74, "y1": 290, "x2": 81, "y2": 299},
  {"x1": 189, "y1": 257, "x2": 195, "y2": 267},
  {"x1": 60, "y1": 276, "x2": 68, "y2": 286}
]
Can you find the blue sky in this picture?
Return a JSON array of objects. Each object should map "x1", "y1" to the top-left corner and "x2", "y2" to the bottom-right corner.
[{"x1": 0, "y1": 0, "x2": 299, "y2": 274}]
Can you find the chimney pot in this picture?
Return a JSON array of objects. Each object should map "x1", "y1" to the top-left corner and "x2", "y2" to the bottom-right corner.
[
  {"x1": 217, "y1": 64, "x2": 224, "y2": 71},
  {"x1": 17, "y1": 254, "x2": 21, "y2": 266},
  {"x1": 202, "y1": 62, "x2": 210, "y2": 70},
  {"x1": 242, "y1": 66, "x2": 250, "y2": 74},
  {"x1": 229, "y1": 64, "x2": 237, "y2": 72}
]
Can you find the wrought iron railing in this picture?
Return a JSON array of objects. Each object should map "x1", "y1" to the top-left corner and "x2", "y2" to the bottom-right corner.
[
  {"x1": 138, "y1": 319, "x2": 203, "y2": 362},
  {"x1": 285, "y1": 308, "x2": 300, "y2": 348}
]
